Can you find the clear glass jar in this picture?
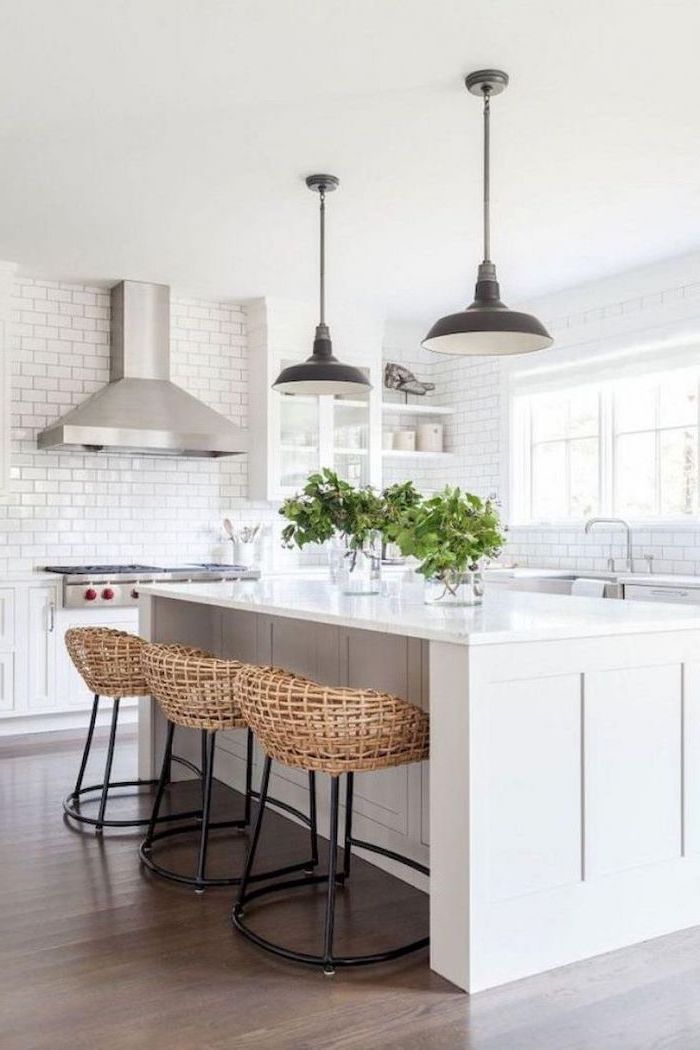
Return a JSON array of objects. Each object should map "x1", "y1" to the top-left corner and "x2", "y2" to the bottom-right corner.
[
  {"x1": 424, "y1": 569, "x2": 484, "y2": 606},
  {"x1": 338, "y1": 532, "x2": 382, "y2": 595}
]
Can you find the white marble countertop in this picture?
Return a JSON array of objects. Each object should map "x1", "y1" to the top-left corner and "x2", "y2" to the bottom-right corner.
[
  {"x1": 271, "y1": 565, "x2": 700, "y2": 589},
  {"x1": 139, "y1": 577, "x2": 700, "y2": 646}
]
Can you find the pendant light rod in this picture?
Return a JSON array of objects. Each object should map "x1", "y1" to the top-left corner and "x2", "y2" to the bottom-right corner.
[
  {"x1": 319, "y1": 185, "x2": 326, "y2": 325},
  {"x1": 305, "y1": 173, "x2": 338, "y2": 328},
  {"x1": 482, "y1": 86, "x2": 491, "y2": 263}
]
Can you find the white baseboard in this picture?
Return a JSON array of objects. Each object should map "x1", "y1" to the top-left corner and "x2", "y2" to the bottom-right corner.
[{"x1": 0, "y1": 701, "x2": 138, "y2": 737}]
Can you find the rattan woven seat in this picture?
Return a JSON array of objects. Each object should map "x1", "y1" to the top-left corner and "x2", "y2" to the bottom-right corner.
[
  {"x1": 239, "y1": 664, "x2": 429, "y2": 774},
  {"x1": 63, "y1": 628, "x2": 166, "y2": 834},
  {"x1": 139, "y1": 644, "x2": 318, "y2": 892},
  {"x1": 65, "y1": 627, "x2": 147, "y2": 699},
  {"x1": 232, "y1": 666, "x2": 430, "y2": 975},
  {"x1": 141, "y1": 643, "x2": 249, "y2": 731}
]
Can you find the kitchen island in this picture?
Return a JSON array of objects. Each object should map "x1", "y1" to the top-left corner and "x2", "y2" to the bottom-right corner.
[{"x1": 138, "y1": 577, "x2": 700, "y2": 992}]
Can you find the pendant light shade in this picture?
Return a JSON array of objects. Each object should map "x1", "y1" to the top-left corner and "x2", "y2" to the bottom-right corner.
[
  {"x1": 422, "y1": 70, "x2": 552, "y2": 357},
  {"x1": 272, "y1": 175, "x2": 371, "y2": 397}
]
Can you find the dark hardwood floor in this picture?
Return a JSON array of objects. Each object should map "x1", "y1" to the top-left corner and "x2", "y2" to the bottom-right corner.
[{"x1": 3, "y1": 730, "x2": 700, "y2": 1049}]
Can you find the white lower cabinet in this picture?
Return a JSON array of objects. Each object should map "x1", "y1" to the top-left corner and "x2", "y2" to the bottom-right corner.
[{"x1": 0, "y1": 580, "x2": 138, "y2": 733}]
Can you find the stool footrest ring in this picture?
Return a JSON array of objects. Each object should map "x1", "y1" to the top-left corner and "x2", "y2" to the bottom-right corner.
[
  {"x1": 62, "y1": 755, "x2": 203, "y2": 830},
  {"x1": 139, "y1": 835, "x2": 317, "y2": 889},
  {"x1": 232, "y1": 865, "x2": 429, "y2": 969}
]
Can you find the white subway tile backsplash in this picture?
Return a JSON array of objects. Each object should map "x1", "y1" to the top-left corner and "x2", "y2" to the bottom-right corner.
[{"x1": 0, "y1": 278, "x2": 289, "y2": 574}]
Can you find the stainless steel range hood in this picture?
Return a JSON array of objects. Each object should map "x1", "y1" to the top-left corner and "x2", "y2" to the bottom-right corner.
[{"x1": 37, "y1": 280, "x2": 248, "y2": 457}]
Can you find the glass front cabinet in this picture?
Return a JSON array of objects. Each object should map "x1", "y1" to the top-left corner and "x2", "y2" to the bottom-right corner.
[{"x1": 247, "y1": 300, "x2": 382, "y2": 501}]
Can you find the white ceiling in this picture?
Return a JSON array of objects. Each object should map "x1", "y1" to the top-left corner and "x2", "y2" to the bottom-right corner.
[{"x1": 0, "y1": 0, "x2": 698, "y2": 321}]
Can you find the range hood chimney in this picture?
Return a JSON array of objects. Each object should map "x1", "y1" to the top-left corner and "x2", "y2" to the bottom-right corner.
[{"x1": 37, "y1": 280, "x2": 248, "y2": 457}]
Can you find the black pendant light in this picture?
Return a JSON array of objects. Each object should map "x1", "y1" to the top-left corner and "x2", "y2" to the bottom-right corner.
[
  {"x1": 272, "y1": 175, "x2": 372, "y2": 396},
  {"x1": 422, "y1": 70, "x2": 553, "y2": 356}
]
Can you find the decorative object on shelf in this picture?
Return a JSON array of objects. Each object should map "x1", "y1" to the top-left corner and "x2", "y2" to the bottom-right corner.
[
  {"x1": 422, "y1": 70, "x2": 553, "y2": 357},
  {"x1": 382, "y1": 430, "x2": 394, "y2": 450},
  {"x1": 280, "y1": 468, "x2": 384, "y2": 594},
  {"x1": 416, "y1": 422, "x2": 444, "y2": 453},
  {"x1": 384, "y1": 361, "x2": 436, "y2": 403},
  {"x1": 393, "y1": 429, "x2": 416, "y2": 452},
  {"x1": 389, "y1": 486, "x2": 505, "y2": 605},
  {"x1": 272, "y1": 175, "x2": 371, "y2": 396}
]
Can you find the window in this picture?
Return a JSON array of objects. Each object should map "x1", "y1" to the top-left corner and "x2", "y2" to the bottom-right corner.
[{"x1": 512, "y1": 365, "x2": 700, "y2": 523}]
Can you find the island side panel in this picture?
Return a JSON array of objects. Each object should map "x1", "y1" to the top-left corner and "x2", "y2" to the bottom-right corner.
[
  {"x1": 428, "y1": 640, "x2": 471, "y2": 992},
  {"x1": 467, "y1": 627, "x2": 700, "y2": 992}
]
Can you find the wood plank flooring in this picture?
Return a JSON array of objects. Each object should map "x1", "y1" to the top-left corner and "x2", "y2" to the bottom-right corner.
[{"x1": 3, "y1": 730, "x2": 700, "y2": 1049}]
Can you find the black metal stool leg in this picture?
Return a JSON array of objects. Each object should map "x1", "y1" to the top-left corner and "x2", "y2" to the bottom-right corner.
[
  {"x1": 323, "y1": 776, "x2": 340, "y2": 976},
  {"x1": 200, "y1": 730, "x2": 208, "y2": 810},
  {"x1": 244, "y1": 728, "x2": 254, "y2": 827},
  {"x1": 95, "y1": 698, "x2": 120, "y2": 834},
  {"x1": 71, "y1": 694, "x2": 99, "y2": 800},
  {"x1": 306, "y1": 770, "x2": 319, "y2": 873},
  {"x1": 342, "y1": 772, "x2": 354, "y2": 881},
  {"x1": 143, "y1": 721, "x2": 175, "y2": 850},
  {"x1": 195, "y1": 731, "x2": 217, "y2": 893},
  {"x1": 235, "y1": 755, "x2": 272, "y2": 916}
]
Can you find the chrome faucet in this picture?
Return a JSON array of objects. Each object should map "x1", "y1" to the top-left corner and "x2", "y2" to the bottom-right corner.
[{"x1": 584, "y1": 517, "x2": 633, "y2": 572}]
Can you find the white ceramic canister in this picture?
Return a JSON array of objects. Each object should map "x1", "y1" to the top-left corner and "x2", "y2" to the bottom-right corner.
[
  {"x1": 393, "y1": 429, "x2": 416, "y2": 452},
  {"x1": 417, "y1": 422, "x2": 444, "y2": 453}
]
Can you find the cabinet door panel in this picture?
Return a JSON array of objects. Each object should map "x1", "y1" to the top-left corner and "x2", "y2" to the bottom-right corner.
[
  {"x1": 0, "y1": 652, "x2": 15, "y2": 711},
  {"x1": 0, "y1": 587, "x2": 16, "y2": 650},
  {"x1": 345, "y1": 629, "x2": 415, "y2": 838},
  {"x1": 27, "y1": 586, "x2": 58, "y2": 710}
]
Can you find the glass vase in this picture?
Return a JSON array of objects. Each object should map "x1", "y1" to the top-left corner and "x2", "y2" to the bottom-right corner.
[
  {"x1": 424, "y1": 569, "x2": 484, "y2": 606},
  {"x1": 339, "y1": 533, "x2": 382, "y2": 595}
]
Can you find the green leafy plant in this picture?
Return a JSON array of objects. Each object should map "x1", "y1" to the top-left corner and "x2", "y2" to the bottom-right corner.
[
  {"x1": 280, "y1": 468, "x2": 384, "y2": 552},
  {"x1": 381, "y1": 480, "x2": 423, "y2": 543},
  {"x1": 391, "y1": 486, "x2": 505, "y2": 594}
]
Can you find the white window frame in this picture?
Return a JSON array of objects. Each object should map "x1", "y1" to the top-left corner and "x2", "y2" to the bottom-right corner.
[{"x1": 509, "y1": 356, "x2": 700, "y2": 526}]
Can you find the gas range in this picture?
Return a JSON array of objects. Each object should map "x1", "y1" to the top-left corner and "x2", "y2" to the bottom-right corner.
[{"x1": 44, "y1": 563, "x2": 260, "y2": 609}]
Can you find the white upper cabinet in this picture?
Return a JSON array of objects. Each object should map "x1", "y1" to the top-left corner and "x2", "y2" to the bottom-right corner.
[{"x1": 247, "y1": 298, "x2": 382, "y2": 501}]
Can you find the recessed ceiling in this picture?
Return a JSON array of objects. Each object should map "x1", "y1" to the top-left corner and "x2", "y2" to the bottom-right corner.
[{"x1": 0, "y1": 0, "x2": 698, "y2": 321}]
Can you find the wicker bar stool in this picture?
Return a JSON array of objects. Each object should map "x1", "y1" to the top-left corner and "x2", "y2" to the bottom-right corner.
[
  {"x1": 64, "y1": 627, "x2": 165, "y2": 833},
  {"x1": 140, "y1": 644, "x2": 319, "y2": 893},
  {"x1": 232, "y1": 666, "x2": 430, "y2": 975}
]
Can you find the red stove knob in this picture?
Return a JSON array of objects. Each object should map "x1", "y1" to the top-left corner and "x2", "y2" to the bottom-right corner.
[
  {"x1": 84, "y1": 588, "x2": 97, "y2": 602},
  {"x1": 102, "y1": 587, "x2": 115, "y2": 600},
  {"x1": 131, "y1": 588, "x2": 139, "y2": 599}
]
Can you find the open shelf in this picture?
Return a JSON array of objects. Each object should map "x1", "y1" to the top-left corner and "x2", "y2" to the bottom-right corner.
[
  {"x1": 382, "y1": 449, "x2": 455, "y2": 461},
  {"x1": 335, "y1": 447, "x2": 368, "y2": 456},
  {"x1": 381, "y1": 401, "x2": 455, "y2": 416}
]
